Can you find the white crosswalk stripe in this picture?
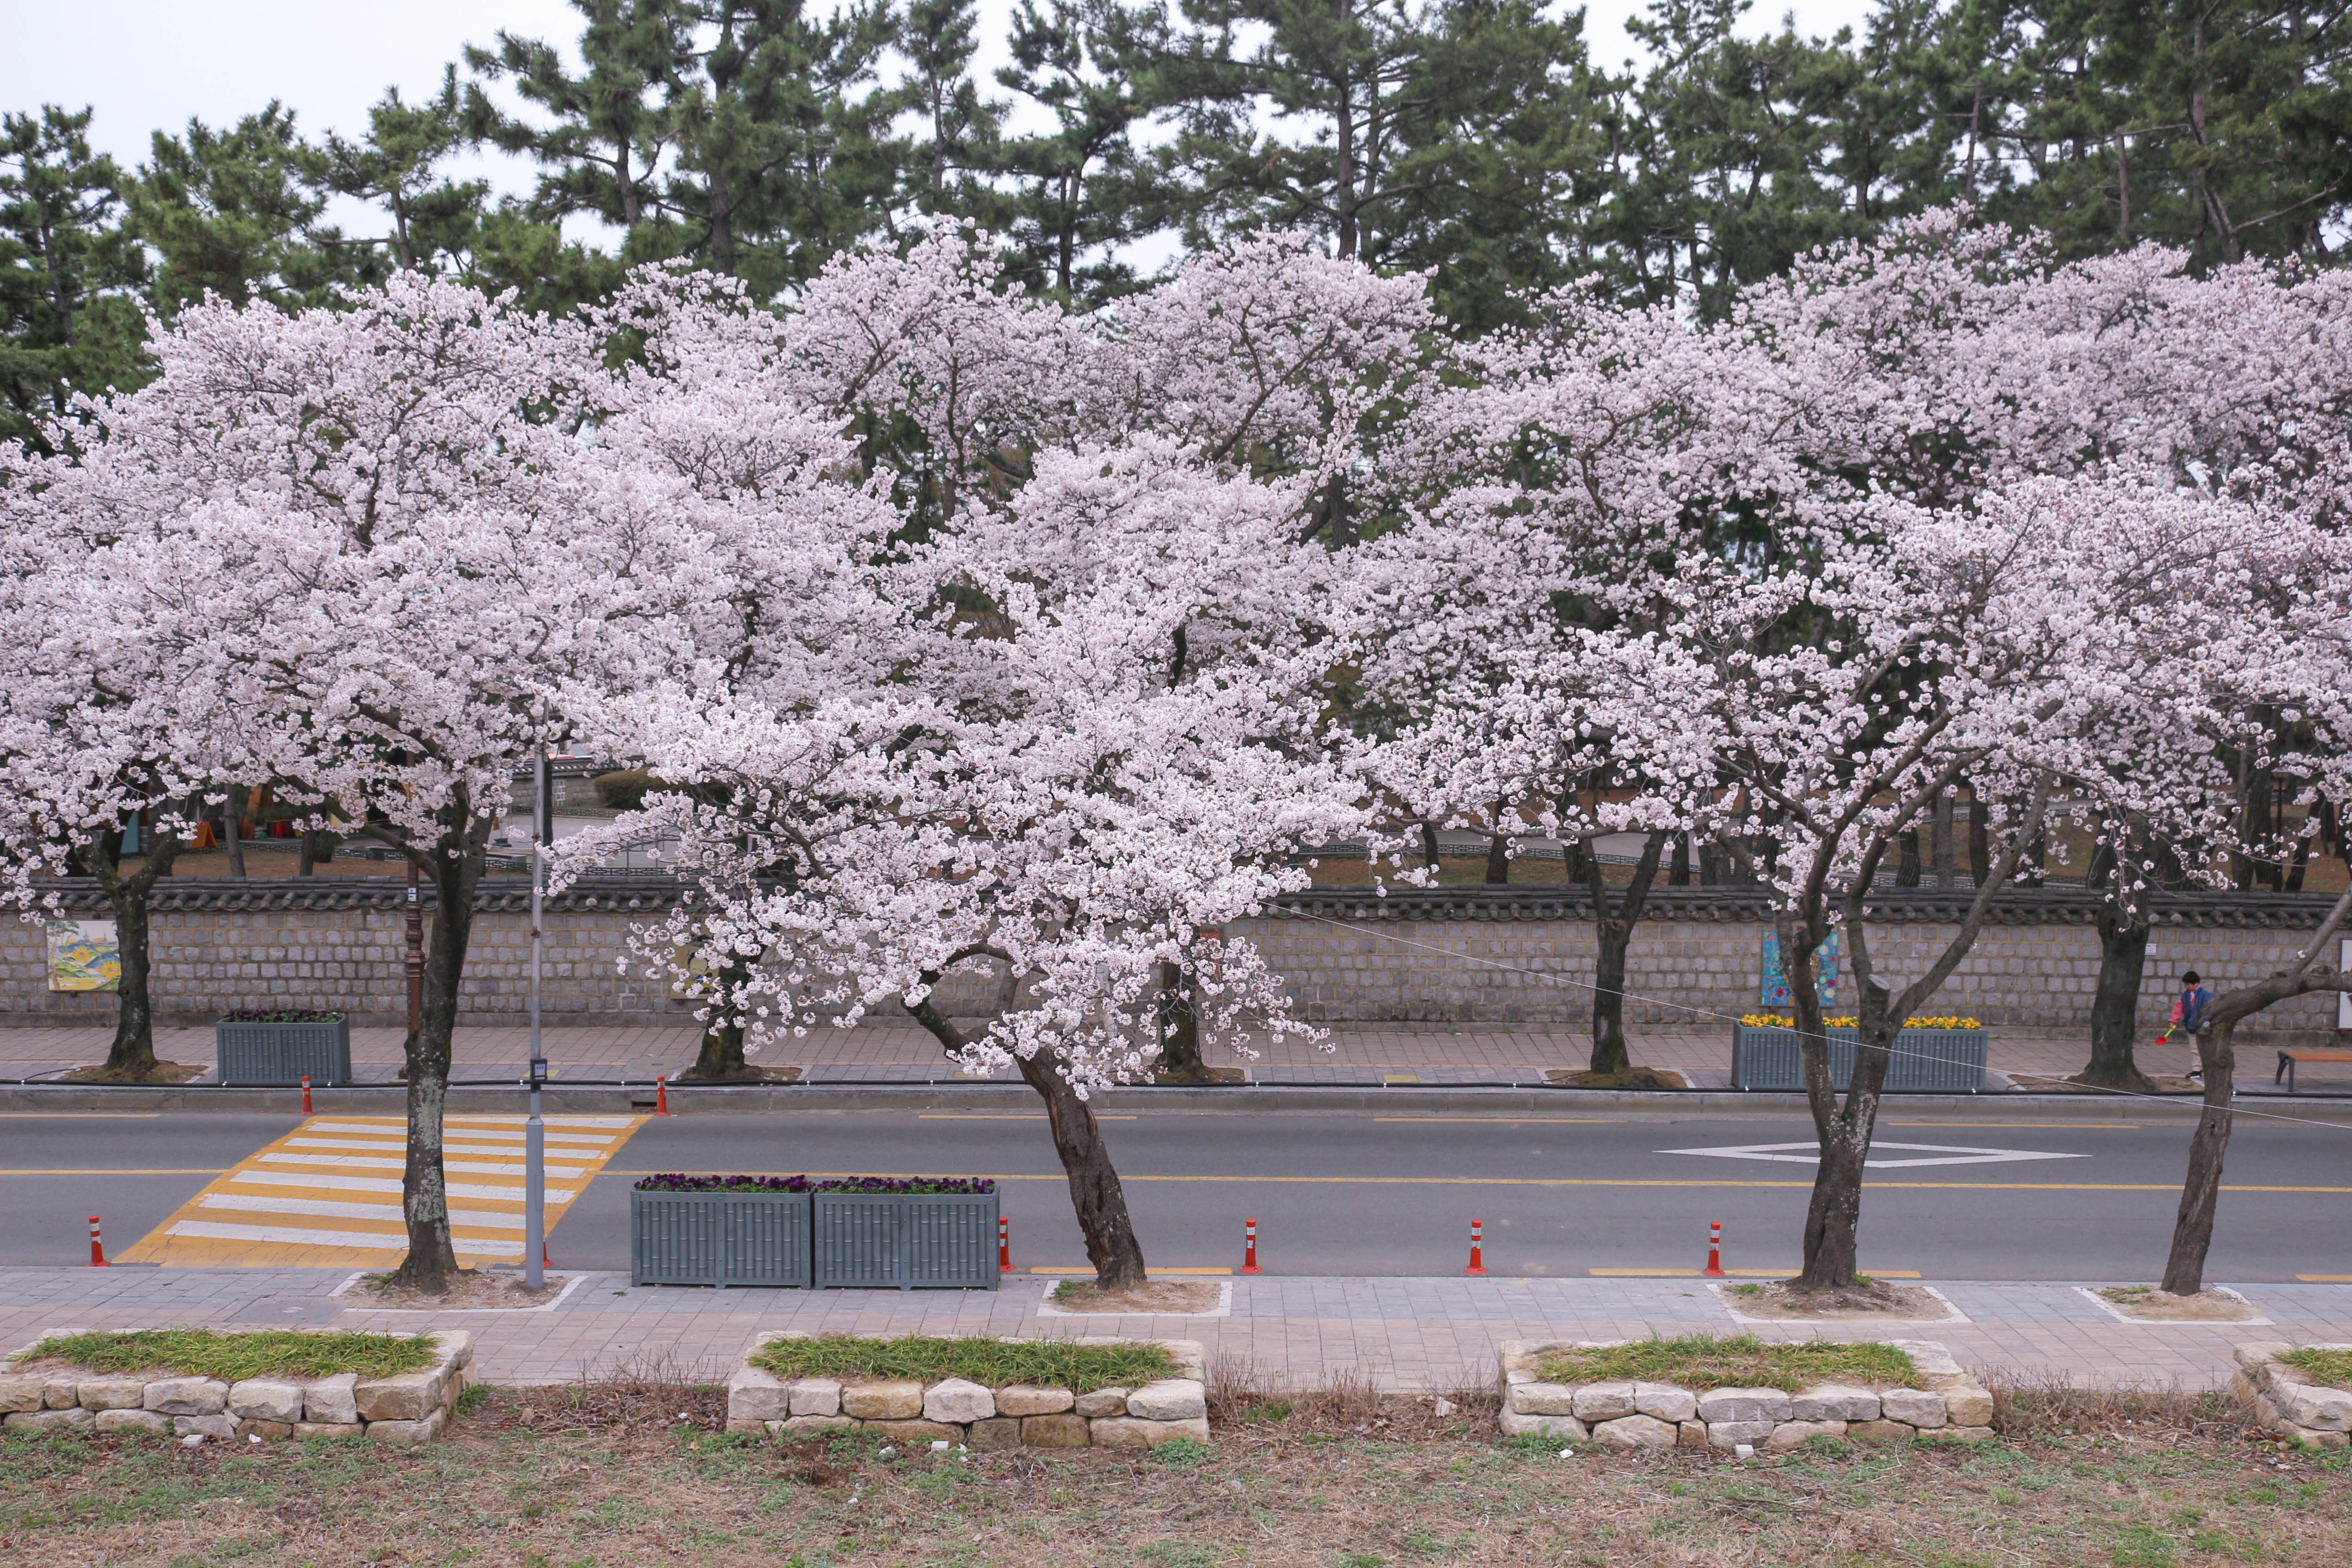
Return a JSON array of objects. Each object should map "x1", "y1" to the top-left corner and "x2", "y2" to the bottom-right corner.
[{"x1": 127, "y1": 1113, "x2": 644, "y2": 1267}]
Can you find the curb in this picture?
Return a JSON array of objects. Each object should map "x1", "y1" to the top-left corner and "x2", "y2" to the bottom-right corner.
[{"x1": 0, "y1": 1080, "x2": 2234, "y2": 1117}]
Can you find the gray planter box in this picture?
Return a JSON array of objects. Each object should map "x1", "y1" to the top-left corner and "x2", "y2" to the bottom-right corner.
[
  {"x1": 1732, "y1": 1024, "x2": 1986, "y2": 1093},
  {"x1": 630, "y1": 1188, "x2": 812, "y2": 1287},
  {"x1": 216, "y1": 1017, "x2": 353, "y2": 1086},
  {"x1": 812, "y1": 1191, "x2": 1000, "y2": 1290}
]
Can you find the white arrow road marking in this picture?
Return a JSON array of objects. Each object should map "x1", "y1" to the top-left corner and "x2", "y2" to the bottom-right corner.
[{"x1": 1656, "y1": 1140, "x2": 2093, "y2": 1168}]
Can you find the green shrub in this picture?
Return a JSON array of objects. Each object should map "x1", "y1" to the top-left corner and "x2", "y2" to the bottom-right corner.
[
  {"x1": 20, "y1": 1328, "x2": 436, "y2": 1382},
  {"x1": 748, "y1": 1335, "x2": 1173, "y2": 1392}
]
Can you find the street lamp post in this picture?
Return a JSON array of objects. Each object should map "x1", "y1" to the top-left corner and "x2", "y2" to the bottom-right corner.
[{"x1": 524, "y1": 740, "x2": 548, "y2": 1291}]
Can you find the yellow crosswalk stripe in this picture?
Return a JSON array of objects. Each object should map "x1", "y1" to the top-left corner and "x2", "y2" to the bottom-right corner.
[{"x1": 118, "y1": 1114, "x2": 644, "y2": 1268}]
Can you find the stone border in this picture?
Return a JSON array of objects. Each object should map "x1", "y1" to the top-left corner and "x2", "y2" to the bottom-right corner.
[
  {"x1": 2077, "y1": 1286, "x2": 2269, "y2": 1326},
  {"x1": 1710, "y1": 1283, "x2": 1970, "y2": 1326},
  {"x1": 326, "y1": 1271, "x2": 591, "y2": 1314},
  {"x1": 0, "y1": 1329, "x2": 475, "y2": 1445},
  {"x1": 2230, "y1": 1342, "x2": 2351, "y2": 1450},
  {"x1": 726, "y1": 1334, "x2": 1208, "y2": 1450},
  {"x1": 1034, "y1": 1280, "x2": 1235, "y2": 1318},
  {"x1": 1498, "y1": 1338, "x2": 1995, "y2": 1450}
]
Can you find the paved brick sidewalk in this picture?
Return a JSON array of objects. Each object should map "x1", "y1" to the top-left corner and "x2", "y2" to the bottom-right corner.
[
  {"x1": 1, "y1": 1022, "x2": 2291, "y2": 1095},
  {"x1": 5, "y1": 1266, "x2": 2344, "y2": 1393}
]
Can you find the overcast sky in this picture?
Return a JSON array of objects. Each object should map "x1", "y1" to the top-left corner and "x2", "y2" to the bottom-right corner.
[{"x1": 3, "y1": 0, "x2": 1876, "y2": 220}]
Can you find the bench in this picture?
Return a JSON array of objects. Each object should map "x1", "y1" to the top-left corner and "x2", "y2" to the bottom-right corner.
[{"x1": 2274, "y1": 1049, "x2": 2352, "y2": 1094}]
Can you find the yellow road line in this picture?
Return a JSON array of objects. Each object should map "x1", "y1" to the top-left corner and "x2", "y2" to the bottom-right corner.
[
  {"x1": 0, "y1": 1113, "x2": 162, "y2": 1118},
  {"x1": 0, "y1": 1169, "x2": 227, "y2": 1175},
  {"x1": 120, "y1": 1114, "x2": 646, "y2": 1267},
  {"x1": 916, "y1": 1114, "x2": 1137, "y2": 1121},
  {"x1": 1373, "y1": 1118, "x2": 1614, "y2": 1123},
  {"x1": 2298, "y1": 1274, "x2": 2352, "y2": 1282},
  {"x1": 605, "y1": 1170, "x2": 2352, "y2": 1192},
  {"x1": 1890, "y1": 1122, "x2": 2144, "y2": 1129}
]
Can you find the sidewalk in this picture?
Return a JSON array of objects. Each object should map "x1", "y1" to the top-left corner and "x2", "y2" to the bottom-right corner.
[
  {"x1": 4, "y1": 1266, "x2": 2345, "y2": 1393},
  {"x1": 4, "y1": 1022, "x2": 2337, "y2": 1096}
]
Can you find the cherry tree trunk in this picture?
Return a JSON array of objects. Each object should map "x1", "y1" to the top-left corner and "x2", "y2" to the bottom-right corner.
[
  {"x1": 2084, "y1": 903, "x2": 2156, "y2": 1092},
  {"x1": 104, "y1": 891, "x2": 159, "y2": 1078},
  {"x1": 1797, "y1": 1019, "x2": 1895, "y2": 1290},
  {"x1": 2160, "y1": 1021, "x2": 2239, "y2": 1296},
  {"x1": 911, "y1": 984, "x2": 1150, "y2": 1290},
  {"x1": 1153, "y1": 959, "x2": 1213, "y2": 1082},
  {"x1": 392, "y1": 849, "x2": 480, "y2": 1294},
  {"x1": 1017, "y1": 1048, "x2": 1150, "y2": 1289},
  {"x1": 683, "y1": 955, "x2": 753, "y2": 1079},
  {"x1": 1587, "y1": 923, "x2": 1635, "y2": 1077}
]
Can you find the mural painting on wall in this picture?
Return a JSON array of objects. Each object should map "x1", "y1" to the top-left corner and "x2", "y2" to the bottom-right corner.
[
  {"x1": 46, "y1": 920, "x2": 121, "y2": 992},
  {"x1": 1759, "y1": 930, "x2": 1839, "y2": 1008}
]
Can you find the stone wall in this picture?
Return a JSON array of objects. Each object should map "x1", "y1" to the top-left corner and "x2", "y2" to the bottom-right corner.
[
  {"x1": 726, "y1": 1334, "x2": 1208, "y2": 1450},
  {"x1": 1238, "y1": 887, "x2": 2345, "y2": 1036},
  {"x1": 2, "y1": 1328, "x2": 475, "y2": 1445},
  {"x1": 5, "y1": 879, "x2": 2340, "y2": 1035}
]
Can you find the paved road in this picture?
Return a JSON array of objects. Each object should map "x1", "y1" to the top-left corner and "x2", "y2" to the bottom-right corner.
[{"x1": 4, "y1": 1104, "x2": 2347, "y2": 1280}]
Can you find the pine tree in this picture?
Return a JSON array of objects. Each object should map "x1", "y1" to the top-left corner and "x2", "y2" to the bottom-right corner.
[
  {"x1": 1137, "y1": 0, "x2": 1609, "y2": 325},
  {"x1": 469, "y1": 0, "x2": 900, "y2": 294},
  {"x1": 0, "y1": 107, "x2": 152, "y2": 454},
  {"x1": 897, "y1": 0, "x2": 1010, "y2": 223},
  {"x1": 302, "y1": 68, "x2": 489, "y2": 275},
  {"x1": 126, "y1": 104, "x2": 336, "y2": 309},
  {"x1": 995, "y1": 0, "x2": 1156, "y2": 299}
]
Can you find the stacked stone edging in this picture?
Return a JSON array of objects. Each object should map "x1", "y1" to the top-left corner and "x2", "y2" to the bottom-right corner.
[
  {"x1": 0, "y1": 1329, "x2": 476, "y2": 1445},
  {"x1": 1497, "y1": 1338, "x2": 1995, "y2": 1450},
  {"x1": 725, "y1": 1334, "x2": 1208, "y2": 1450},
  {"x1": 2231, "y1": 1342, "x2": 2352, "y2": 1450}
]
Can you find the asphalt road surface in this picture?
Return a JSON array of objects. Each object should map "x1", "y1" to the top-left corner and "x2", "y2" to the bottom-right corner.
[{"x1": 2, "y1": 1104, "x2": 2347, "y2": 1280}]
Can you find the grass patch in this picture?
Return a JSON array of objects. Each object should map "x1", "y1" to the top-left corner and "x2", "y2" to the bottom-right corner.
[
  {"x1": 748, "y1": 1335, "x2": 1173, "y2": 1392},
  {"x1": 1534, "y1": 1334, "x2": 1923, "y2": 1392},
  {"x1": 19, "y1": 1328, "x2": 436, "y2": 1383},
  {"x1": 2279, "y1": 1347, "x2": 2352, "y2": 1388}
]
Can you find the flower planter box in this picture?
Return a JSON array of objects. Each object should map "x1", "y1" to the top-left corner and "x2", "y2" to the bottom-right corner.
[
  {"x1": 630, "y1": 1188, "x2": 812, "y2": 1288},
  {"x1": 1731, "y1": 1024, "x2": 1985, "y2": 1093},
  {"x1": 813, "y1": 1191, "x2": 1000, "y2": 1290},
  {"x1": 216, "y1": 1016, "x2": 353, "y2": 1087}
]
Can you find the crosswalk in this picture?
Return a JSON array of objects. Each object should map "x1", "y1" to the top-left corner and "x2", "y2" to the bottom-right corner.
[{"x1": 118, "y1": 1114, "x2": 645, "y2": 1268}]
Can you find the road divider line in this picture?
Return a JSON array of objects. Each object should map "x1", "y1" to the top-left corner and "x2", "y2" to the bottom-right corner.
[
  {"x1": 2298, "y1": 1274, "x2": 2352, "y2": 1282},
  {"x1": 603, "y1": 1170, "x2": 2352, "y2": 1192},
  {"x1": 916, "y1": 1114, "x2": 1137, "y2": 1121},
  {"x1": 0, "y1": 1169, "x2": 226, "y2": 1175}
]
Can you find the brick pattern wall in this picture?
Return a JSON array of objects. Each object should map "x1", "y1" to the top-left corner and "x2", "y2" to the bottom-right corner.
[
  {"x1": 1228, "y1": 915, "x2": 2339, "y2": 1034},
  {"x1": 5, "y1": 880, "x2": 2338, "y2": 1033}
]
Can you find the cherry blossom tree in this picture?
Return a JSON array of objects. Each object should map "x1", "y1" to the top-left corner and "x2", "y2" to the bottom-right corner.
[
  {"x1": 1599, "y1": 472, "x2": 2338, "y2": 1293},
  {"x1": 18, "y1": 273, "x2": 712, "y2": 1293},
  {"x1": 553, "y1": 236, "x2": 1393, "y2": 1286}
]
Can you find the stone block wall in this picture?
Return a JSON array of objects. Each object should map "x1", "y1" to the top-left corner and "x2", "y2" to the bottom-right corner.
[
  {"x1": 1235, "y1": 887, "x2": 2343, "y2": 1035},
  {"x1": 2231, "y1": 1342, "x2": 2352, "y2": 1450},
  {"x1": 3, "y1": 880, "x2": 2338, "y2": 1034},
  {"x1": 1498, "y1": 1337, "x2": 1994, "y2": 1450},
  {"x1": 726, "y1": 1334, "x2": 1209, "y2": 1450},
  {"x1": 1, "y1": 1329, "x2": 475, "y2": 1445}
]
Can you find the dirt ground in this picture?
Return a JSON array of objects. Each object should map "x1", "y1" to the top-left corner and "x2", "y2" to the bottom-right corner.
[{"x1": 0, "y1": 1376, "x2": 2345, "y2": 1568}]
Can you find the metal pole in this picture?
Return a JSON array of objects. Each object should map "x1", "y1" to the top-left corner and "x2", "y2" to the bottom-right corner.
[
  {"x1": 404, "y1": 859, "x2": 422, "y2": 1039},
  {"x1": 525, "y1": 739, "x2": 548, "y2": 1291}
]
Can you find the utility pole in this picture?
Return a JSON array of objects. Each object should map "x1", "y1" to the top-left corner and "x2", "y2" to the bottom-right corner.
[
  {"x1": 524, "y1": 736, "x2": 548, "y2": 1291},
  {"x1": 404, "y1": 858, "x2": 422, "y2": 1039}
]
